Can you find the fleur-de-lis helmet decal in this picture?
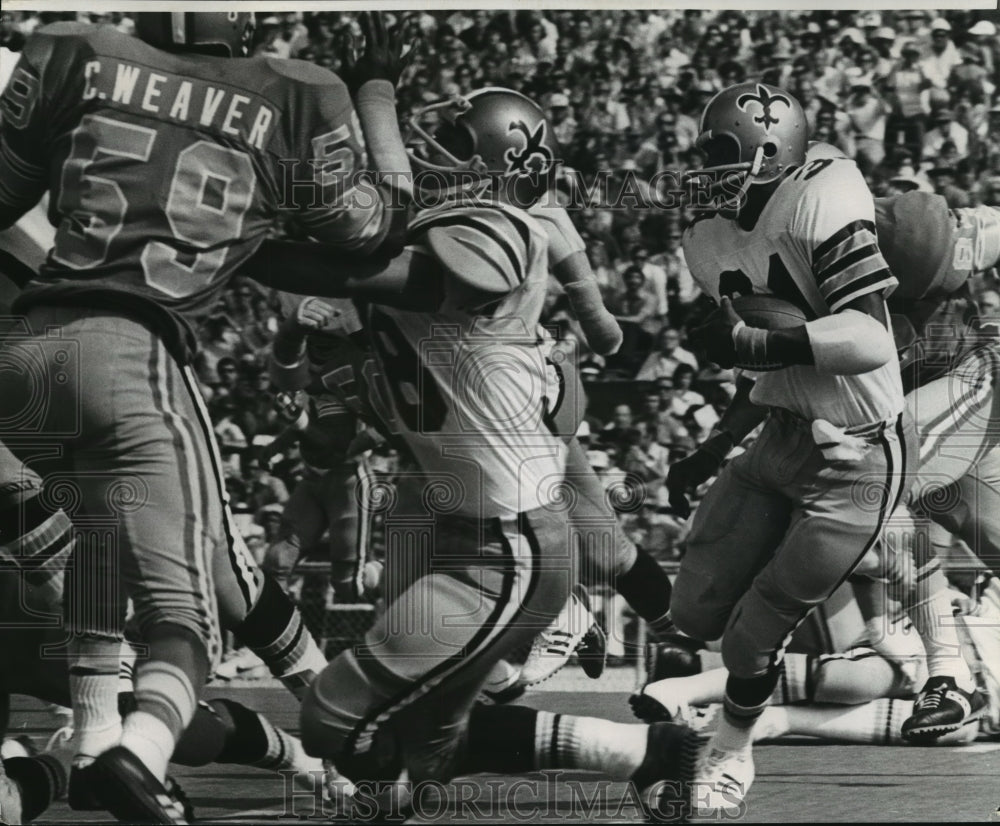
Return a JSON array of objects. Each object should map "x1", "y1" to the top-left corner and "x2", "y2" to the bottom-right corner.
[
  {"x1": 736, "y1": 84, "x2": 793, "y2": 132},
  {"x1": 505, "y1": 120, "x2": 554, "y2": 177}
]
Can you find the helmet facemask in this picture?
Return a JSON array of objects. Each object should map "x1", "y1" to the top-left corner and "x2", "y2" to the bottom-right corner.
[
  {"x1": 407, "y1": 97, "x2": 492, "y2": 201},
  {"x1": 692, "y1": 133, "x2": 765, "y2": 218}
]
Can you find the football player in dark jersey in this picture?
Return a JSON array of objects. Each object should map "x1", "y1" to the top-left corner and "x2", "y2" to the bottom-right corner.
[{"x1": 0, "y1": 11, "x2": 411, "y2": 822}]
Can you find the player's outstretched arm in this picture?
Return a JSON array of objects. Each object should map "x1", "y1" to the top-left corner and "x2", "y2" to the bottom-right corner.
[
  {"x1": 552, "y1": 251, "x2": 623, "y2": 356},
  {"x1": 243, "y1": 240, "x2": 445, "y2": 310}
]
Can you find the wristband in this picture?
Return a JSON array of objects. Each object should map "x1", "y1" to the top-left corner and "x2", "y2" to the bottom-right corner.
[
  {"x1": 701, "y1": 430, "x2": 735, "y2": 462},
  {"x1": 733, "y1": 322, "x2": 778, "y2": 369}
]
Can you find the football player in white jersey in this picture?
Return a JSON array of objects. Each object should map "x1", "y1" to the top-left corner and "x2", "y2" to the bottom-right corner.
[
  {"x1": 666, "y1": 82, "x2": 909, "y2": 814},
  {"x1": 246, "y1": 88, "x2": 700, "y2": 819}
]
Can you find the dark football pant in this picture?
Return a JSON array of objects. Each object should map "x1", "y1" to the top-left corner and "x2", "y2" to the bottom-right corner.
[
  {"x1": 262, "y1": 459, "x2": 373, "y2": 602},
  {"x1": 300, "y1": 504, "x2": 570, "y2": 783}
]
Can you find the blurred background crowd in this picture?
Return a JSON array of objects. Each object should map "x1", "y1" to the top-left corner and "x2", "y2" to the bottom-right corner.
[{"x1": 6, "y1": 8, "x2": 1000, "y2": 568}]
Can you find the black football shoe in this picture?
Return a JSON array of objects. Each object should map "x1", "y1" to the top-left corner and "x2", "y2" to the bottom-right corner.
[
  {"x1": 901, "y1": 676, "x2": 986, "y2": 742},
  {"x1": 89, "y1": 746, "x2": 190, "y2": 824}
]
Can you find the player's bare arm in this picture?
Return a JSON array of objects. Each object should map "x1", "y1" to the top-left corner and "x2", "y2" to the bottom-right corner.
[{"x1": 552, "y1": 250, "x2": 623, "y2": 356}]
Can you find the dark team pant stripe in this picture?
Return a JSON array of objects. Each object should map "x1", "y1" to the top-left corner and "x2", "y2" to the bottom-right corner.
[
  {"x1": 147, "y1": 338, "x2": 217, "y2": 649},
  {"x1": 345, "y1": 515, "x2": 544, "y2": 761},
  {"x1": 353, "y1": 457, "x2": 374, "y2": 598},
  {"x1": 771, "y1": 417, "x2": 905, "y2": 673},
  {"x1": 180, "y1": 364, "x2": 257, "y2": 612}
]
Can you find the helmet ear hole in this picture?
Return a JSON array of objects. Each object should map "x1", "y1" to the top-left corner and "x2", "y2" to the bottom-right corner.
[{"x1": 762, "y1": 141, "x2": 778, "y2": 158}]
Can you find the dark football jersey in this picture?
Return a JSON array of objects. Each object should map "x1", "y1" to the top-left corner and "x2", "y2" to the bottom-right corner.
[{"x1": 0, "y1": 23, "x2": 389, "y2": 360}]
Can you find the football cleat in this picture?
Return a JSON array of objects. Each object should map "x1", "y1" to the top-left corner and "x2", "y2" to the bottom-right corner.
[
  {"x1": 645, "y1": 635, "x2": 703, "y2": 682},
  {"x1": 693, "y1": 737, "x2": 754, "y2": 817},
  {"x1": 88, "y1": 746, "x2": 190, "y2": 824},
  {"x1": 518, "y1": 586, "x2": 599, "y2": 687},
  {"x1": 901, "y1": 676, "x2": 987, "y2": 742},
  {"x1": 573, "y1": 584, "x2": 607, "y2": 680},
  {"x1": 478, "y1": 659, "x2": 527, "y2": 705},
  {"x1": 629, "y1": 721, "x2": 704, "y2": 823}
]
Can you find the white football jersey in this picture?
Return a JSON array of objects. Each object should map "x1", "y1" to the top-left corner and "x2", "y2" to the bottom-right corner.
[
  {"x1": 368, "y1": 198, "x2": 567, "y2": 518},
  {"x1": 684, "y1": 145, "x2": 904, "y2": 427}
]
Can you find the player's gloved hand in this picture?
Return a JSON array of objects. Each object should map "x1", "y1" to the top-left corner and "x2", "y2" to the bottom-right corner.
[
  {"x1": 294, "y1": 297, "x2": 338, "y2": 332},
  {"x1": 666, "y1": 431, "x2": 734, "y2": 518},
  {"x1": 340, "y1": 11, "x2": 416, "y2": 94},
  {"x1": 690, "y1": 296, "x2": 744, "y2": 368}
]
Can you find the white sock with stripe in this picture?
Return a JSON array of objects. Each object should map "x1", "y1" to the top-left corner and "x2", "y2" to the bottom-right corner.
[
  {"x1": 69, "y1": 637, "x2": 123, "y2": 767},
  {"x1": 121, "y1": 712, "x2": 175, "y2": 783},
  {"x1": 533, "y1": 712, "x2": 648, "y2": 779},
  {"x1": 126, "y1": 661, "x2": 198, "y2": 781}
]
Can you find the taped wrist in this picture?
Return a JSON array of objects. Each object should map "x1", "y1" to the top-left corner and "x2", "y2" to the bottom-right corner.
[
  {"x1": 563, "y1": 280, "x2": 623, "y2": 355},
  {"x1": 356, "y1": 80, "x2": 412, "y2": 196},
  {"x1": 732, "y1": 321, "x2": 780, "y2": 369}
]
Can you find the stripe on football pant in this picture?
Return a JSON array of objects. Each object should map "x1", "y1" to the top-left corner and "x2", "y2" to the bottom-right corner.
[
  {"x1": 146, "y1": 338, "x2": 218, "y2": 658},
  {"x1": 344, "y1": 514, "x2": 542, "y2": 760},
  {"x1": 181, "y1": 364, "x2": 259, "y2": 612}
]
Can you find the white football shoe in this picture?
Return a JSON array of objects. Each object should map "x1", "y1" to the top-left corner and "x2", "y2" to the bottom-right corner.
[
  {"x1": 693, "y1": 736, "x2": 754, "y2": 816},
  {"x1": 518, "y1": 585, "x2": 600, "y2": 687}
]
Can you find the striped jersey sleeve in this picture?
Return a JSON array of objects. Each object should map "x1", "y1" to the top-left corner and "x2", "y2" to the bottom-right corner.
[
  {"x1": 794, "y1": 159, "x2": 897, "y2": 313},
  {"x1": 0, "y1": 42, "x2": 54, "y2": 225},
  {"x1": 413, "y1": 204, "x2": 532, "y2": 295}
]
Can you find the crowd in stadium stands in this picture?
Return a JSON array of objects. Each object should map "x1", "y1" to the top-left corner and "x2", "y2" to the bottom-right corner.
[{"x1": 6, "y1": 8, "x2": 1000, "y2": 563}]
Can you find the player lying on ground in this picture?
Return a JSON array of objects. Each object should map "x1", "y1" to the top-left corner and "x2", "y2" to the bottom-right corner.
[
  {"x1": 633, "y1": 572, "x2": 1000, "y2": 747},
  {"x1": 245, "y1": 86, "x2": 703, "y2": 821},
  {"x1": 0, "y1": 11, "x2": 412, "y2": 823}
]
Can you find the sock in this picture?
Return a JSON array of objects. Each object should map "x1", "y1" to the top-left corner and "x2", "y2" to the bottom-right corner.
[
  {"x1": 68, "y1": 637, "x2": 124, "y2": 766},
  {"x1": 770, "y1": 656, "x2": 810, "y2": 705},
  {"x1": 466, "y1": 703, "x2": 648, "y2": 780},
  {"x1": 207, "y1": 698, "x2": 299, "y2": 770},
  {"x1": 779, "y1": 698, "x2": 913, "y2": 745},
  {"x1": 120, "y1": 711, "x2": 175, "y2": 783},
  {"x1": 0, "y1": 499, "x2": 74, "y2": 615},
  {"x1": 117, "y1": 639, "x2": 139, "y2": 717},
  {"x1": 4, "y1": 754, "x2": 67, "y2": 822},
  {"x1": 172, "y1": 702, "x2": 229, "y2": 767},
  {"x1": 719, "y1": 671, "x2": 782, "y2": 751},
  {"x1": 126, "y1": 625, "x2": 207, "y2": 780},
  {"x1": 614, "y1": 546, "x2": 674, "y2": 630},
  {"x1": 234, "y1": 576, "x2": 328, "y2": 699},
  {"x1": 909, "y1": 580, "x2": 975, "y2": 691}
]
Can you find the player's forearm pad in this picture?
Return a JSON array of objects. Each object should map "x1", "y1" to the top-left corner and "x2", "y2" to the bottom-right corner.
[
  {"x1": 563, "y1": 280, "x2": 623, "y2": 355},
  {"x1": 805, "y1": 309, "x2": 895, "y2": 375},
  {"x1": 356, "y1": 80, "x2": 413, "y2": 195}
]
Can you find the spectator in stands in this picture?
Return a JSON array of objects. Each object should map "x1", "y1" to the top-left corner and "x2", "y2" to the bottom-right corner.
[
  {"x1": 884, "y1": 40, "x2": 932, "y2": 162},
  {"x1": 635, "y1": 326, "x2": 698, "y2": 382},
  {"x1": 923, "y1": 107, "x2": 970, "y2": 162},
  {"x1": 922, "y1": 18, "x2": 963, "y2": 91}
]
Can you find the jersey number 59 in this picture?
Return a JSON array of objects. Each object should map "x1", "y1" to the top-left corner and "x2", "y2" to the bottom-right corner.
[{"x1": 53, "y1": 114, "x2": 255, "y2": 298}]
